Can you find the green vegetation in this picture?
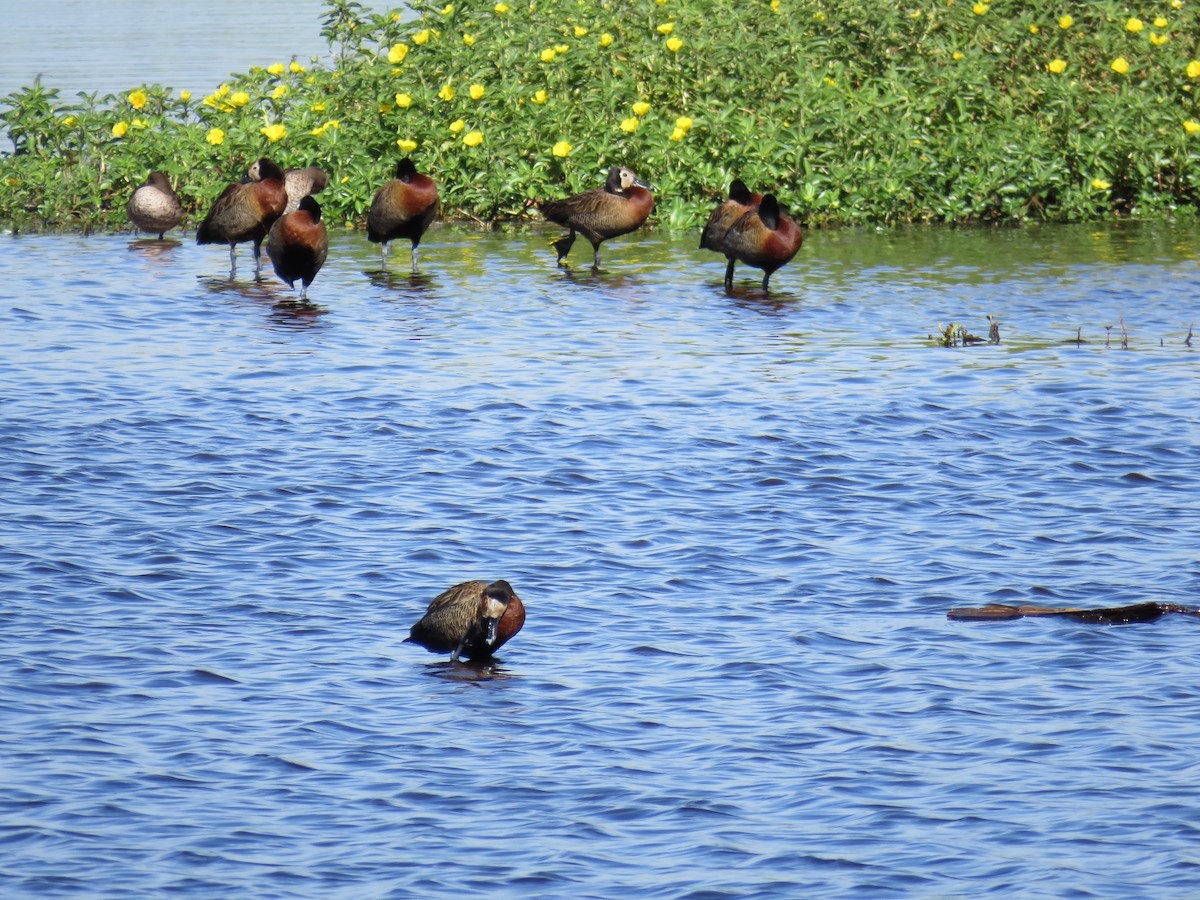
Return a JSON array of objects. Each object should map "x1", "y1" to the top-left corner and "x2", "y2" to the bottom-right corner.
[{"x1": 3, "y1": 0, "x2": 1200, "y2": 232}]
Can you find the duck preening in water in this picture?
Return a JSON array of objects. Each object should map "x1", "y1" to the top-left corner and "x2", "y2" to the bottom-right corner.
[
  {"x1": 718, "y1": 193, "x2": 803, "y2": 292},
  {"x1": 405, "y1": 580, "x2": 526, "y2": 662},
  {"x1": 127, "y1": 171, "x2": 183, "y2": 239},
  {"x1": 283, "y1": 166, "x2": 329, "y2": 215},
  {"x1": 197, "y1": 158, "x2": 288, "y2": 279},
  {"x1": 266, "y1": 195, "x2": 328, "y2": 303},
  {"x1": 699, "y1": 178, "x2": 761, "y2": 254},
  {"x1": 947, "y1": 602, "x2": 1200, "y2": 624},
  {"x1": 367, "y1": 158, "x2": 439, "y2": 272},
  {"x1": 541, "y1": 166, "x2": 654, "y2": 268}
]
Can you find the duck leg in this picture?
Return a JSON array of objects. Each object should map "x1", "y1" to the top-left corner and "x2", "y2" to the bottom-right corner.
[
  {"x1": 552, "y1": 230, "x2": 576, "y2": 265},
  {"x1": 227, "y1": 243, "x2": 238, "y2": 279},
  {"x1": 411, "y1": 242, "x2": 419, "y2": 274},
  {"x1": 381, "y1": 242, "x2": 390, "y2": 271},
  {"x1": 761, "y1": 271, "x2": 773, "y2": 292},
  {"x1": 723, "y1": 259, "x2": 736, "y2": 290},
  {"x1": 590, "y1": 241, "x2": 603, "y2": 269},
  {"x1": 252, "y1": 239, "x2": 265, "y2": 281}
]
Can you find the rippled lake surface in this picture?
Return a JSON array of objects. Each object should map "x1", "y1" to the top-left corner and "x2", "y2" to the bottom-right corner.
[{"x1": 3, "y1": 223, "x2": 1200, "y2": 898}]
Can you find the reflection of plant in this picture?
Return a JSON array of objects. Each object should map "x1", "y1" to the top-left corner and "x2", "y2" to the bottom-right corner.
[{"x1": 4, "y1": 0, "x2": 1200, "y2": 232}]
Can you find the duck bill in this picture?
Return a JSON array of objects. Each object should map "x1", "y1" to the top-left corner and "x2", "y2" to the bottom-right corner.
[
  {"x1": 633, "y1": 177, "x2": 655, "y2": 191},
  {"x1": 484, "y1": 616, "x2": 501, "y2": 646}
]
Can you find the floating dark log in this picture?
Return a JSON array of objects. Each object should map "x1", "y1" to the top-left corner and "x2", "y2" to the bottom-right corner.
[{"x1": 947, "y1": 602, "x2": 1200, "y2": 625}]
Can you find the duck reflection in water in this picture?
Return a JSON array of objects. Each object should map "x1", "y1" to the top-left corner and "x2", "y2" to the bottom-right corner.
[{"x1": 405, "y1": 580, "x2": 526, "y2": 663}]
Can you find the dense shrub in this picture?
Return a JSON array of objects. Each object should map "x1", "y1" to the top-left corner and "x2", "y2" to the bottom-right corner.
[{"x1": 3, "y1": 0, "x2": 1200, "y2": 231}]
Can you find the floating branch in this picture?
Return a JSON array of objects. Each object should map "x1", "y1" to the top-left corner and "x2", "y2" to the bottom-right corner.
[{"x1": 947, "y1": 602, "x2": 1200, "y2": 625}]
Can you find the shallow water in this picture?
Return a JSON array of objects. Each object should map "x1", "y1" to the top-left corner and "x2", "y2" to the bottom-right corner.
[{"x1": 2, "y1": 222, "x2": 1200, "y2": 898}]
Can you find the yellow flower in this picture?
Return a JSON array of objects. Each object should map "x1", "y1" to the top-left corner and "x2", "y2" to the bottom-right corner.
[
  {"x1": 657, "y1": 22, "x2": 675, "y2": 34},
  {"x1": 131, "y1": 118, "x2": 147, "y2": 128},
  {"x1": 388, "y1": 43, "x2": 409, "y2": 64},
  {"x1": 1125, "y1": 18, "x2": 1143, "y2": 33},
  {"x1": 771, "y1": 0, "x2": 780, "y2": 10},
  {"x1": 599, "y1": 32, "x2": 613, "y2": 46},
  {"x1": 442, "y1": 4, "x2": 454, "y2": 13},
  {"x1": 438, "y1": 83, "x2": 455, "y2": 101},
  {"x1": 449, "y1": 118, "x2": 466, "y2": 133},
  {"x1": 494, "y1": 2, "x2": 509, "y2": 11},
  {"x1": 62, "y1": 115, "x2": 76, "y2": 126},
  {"x1": 1188, "y1": 60, "x2": 1200, "y2": 78},
  {"x1": 1154, "y1": 17, "x2": 1168, "y2": 28},
  {"x1": 1058, "y1": 15, "x2": 1073, "y2": 29},
  {"x1": 179, "y1": 90, "x2": 192, "y2": 101},
  {"x1": 290, "y1": 61, "x2": 306, "y2": 73},
  {"x1": 229, "y1": 91, "x2": 250, "y2": 108},
  {"x1": 675, "y1": 115, "x2": 693, "y2": 132},
  {"x1": 395, "y1": 93, "x2": 412, "y2": 108},
  {"x1": 952, "y1": 51, "x2": 965, "y2": 60},
  {"x1": 1048, "y1": 59, "x2": 1067, "y2": 74},
  {"x1": 398, "y1": 138, "x2": 418, "y2": 152},
  {"x1": 972, "y1": 2, "x2": 988, "y2": 14},
  {"x1": 463, "y1": 130, "x2": 483, "y2": 147},
  {"x1": 413, "y1": 30, "x2": 431, "y2": 45},
  {"x1": 1151, "y1": 33, "x2": 1169, "y2": 46},
  {"x1": 554, "y1": 44, "x2": 569, "y2": 53},
  {"x1": 206, "y1": 127, "x2": 224, "y2": 145},
  {"x1": 463, "y1": 33, "x2": 476, "y2": 45},
  {"x1": 540, "y1": 48, "x2": 557, "y2": 62},
  {"x1": 666, "y1": 36, "x2": 683, "y2": 52},
  {"x1": 1173, "y1": 0, "x2": 1183, "y2": 8},
  {"x1": 574, "y1": 26, "x2": 588, "y2": 37},
  {"x1": 312, "y1": 101, "x2": 326, "y2": 112},
  {"x1": 469, "y1": 83, "x2": 485, "y2": 100},
  {"x1": 127, "y1": 89, "x2": 147, "y2": 110},
  {"x1": 632, "y1": 101, "x2": 651, "y2": 116},
  {"x1": 532, "y1": 89, "x2": 548, "y2": 104},
  {"x1": 1111, "y1": 57, "x2": 1129, "y2": 74},
  {"x1": 261, "y1": 123, "x2": 286, "y2": 142},
  {"x1": 552, "y1": 140, "x2": 572, "y2": 157},
  {"x1": 1091, "y1": 178, "x2": 1111, "y2": 190},
  {"x1": 1185, "y1": 120, "x2": 1200, "y2": 135},
  {"x1": 1029, "y1": 24, "x2": 1039, "y2": 34},
  {"x1": 267, "y1": 63, "x2": 285, "y2": 76},
  {"x1": 272, "y1": 85, "x2": 287, "y2": 99},
  {"x1": 112, "y1": 121, "x2": 129, "y2": 137},
  {"x1": 620, "y1": 117, "x2": 639, "y2": 133},
  {"x1": 669, "y1": 127, "x2": 686, "y2": 141}
]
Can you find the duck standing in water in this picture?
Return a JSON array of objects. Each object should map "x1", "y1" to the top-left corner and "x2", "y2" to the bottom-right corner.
[
  {"x1": 540, "y1": 166, "x2": 654, "y2": 269},
  {"x1": 127, "y1": 171, "x2": 184, "y2": 240},
  {"x1": 405, "y1": 580, "x2": 526, "y2": 662},
  {"x1": 699, "y1": 178, "x2": 761, "y2": 255},
  {"x1": 367, "y1": 158, "x2": 439, "y2": 272},
  {"x1": 266, "y1": 195, "x2": 328, "y2": 303},
  {"x1": 719, "y1": 194, "x2": 803, "y2": 292},
  {"x1": 196, "y1": 158, "x2": 288, "y2": 280}
]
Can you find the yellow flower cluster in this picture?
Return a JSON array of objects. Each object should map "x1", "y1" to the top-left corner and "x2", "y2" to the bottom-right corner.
[
  {"x1": 261, "y1": 124, "x2": 286, "y2": 142},
  {"x1": 552, "y1": 140, "x2": 572, "y2": 157},
  {"x1": 397, "y1": 138, "x2": 418, "y2": 152},
  {"x1": 670, "y1": 116, "x2": 693, "y2": 141},
  {"x1": 463, "y1": 130, "x2": 483, "y2": 147},
  {"x1": 127, "y1": 89, "x2": 147, "y2": 110},
  {"x1": 309, "y1": 120, "x2": 340, "y2": 137}
]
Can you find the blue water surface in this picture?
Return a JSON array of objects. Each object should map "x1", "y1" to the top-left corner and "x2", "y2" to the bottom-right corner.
[{"x1": 2, "y1": 223, "x2": 1200, "y2": 898}]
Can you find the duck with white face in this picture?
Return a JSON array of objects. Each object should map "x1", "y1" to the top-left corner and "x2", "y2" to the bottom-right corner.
[{"x1": 405, "y1": 579, "x2": 526, "y2": 662}]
